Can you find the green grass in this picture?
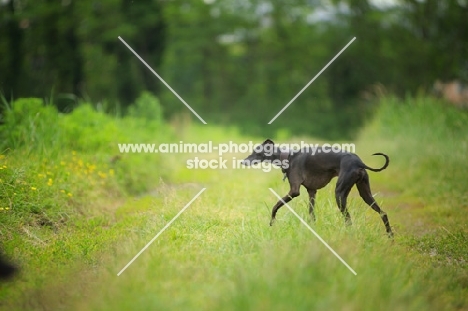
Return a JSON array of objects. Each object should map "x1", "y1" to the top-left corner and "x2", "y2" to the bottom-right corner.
[
  {"x1": 0, "y1": 95, "x2": 172, "y2": 307},
  {"x1": 1, "y1": 95, "x2": 467, "y2": 310},
  {"x1": 18, "y1": 165, "x2": 459, "y2": 311}
]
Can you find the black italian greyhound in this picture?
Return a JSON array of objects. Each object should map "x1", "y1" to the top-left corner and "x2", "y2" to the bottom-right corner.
[{"x1": 242, "y1": 139, "x2": 393, "y2": 237}]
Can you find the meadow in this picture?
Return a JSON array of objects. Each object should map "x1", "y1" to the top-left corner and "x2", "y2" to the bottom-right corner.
[{"x1": 0, "y1": 95, "x2": 467, "y2": 310}]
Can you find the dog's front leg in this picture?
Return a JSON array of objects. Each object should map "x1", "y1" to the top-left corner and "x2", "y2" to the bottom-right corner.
[{"x1": 270, "y1": 190, "x2": 300, "y2": 226}]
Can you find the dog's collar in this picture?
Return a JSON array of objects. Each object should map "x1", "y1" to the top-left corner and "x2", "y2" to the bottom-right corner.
[
  {"x1": 279, "y1": 151, "x2": 289, "y2": 181},
  {"x1": 279, "y1": 151, "x2": 289, "y2": 167}
]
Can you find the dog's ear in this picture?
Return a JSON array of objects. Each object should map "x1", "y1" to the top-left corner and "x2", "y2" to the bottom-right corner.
[{"x1": 263, "y1": 139, "x2": 274, "y2": 146}]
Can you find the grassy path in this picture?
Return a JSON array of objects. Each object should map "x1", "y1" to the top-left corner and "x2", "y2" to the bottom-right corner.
[
  {"x1": 1, "y1": 97, "x2": 466, "y2": 310},
  {"x1": 5, "y1": 146, "x2": 463, "y2": 311}
]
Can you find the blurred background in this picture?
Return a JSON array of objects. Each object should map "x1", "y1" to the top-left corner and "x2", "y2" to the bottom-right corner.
[{"x1": 1, "y1": 0, "x2": 467, "y2": 139}]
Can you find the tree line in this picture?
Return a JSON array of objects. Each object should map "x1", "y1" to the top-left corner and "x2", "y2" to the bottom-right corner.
[{"x1": 1, "y1": 0, "x2": 467, "y2": 139}]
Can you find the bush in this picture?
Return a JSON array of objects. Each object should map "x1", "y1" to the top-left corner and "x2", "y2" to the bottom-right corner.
[
  {"x1": 0, "y1": 98, "x2": 60, "y2": 154},
  {"x1": 127, "y1": 91, "x2": 163, "y2": 126},
  {"x1": 0, "y1": 92, "x2": 173, "y2": 230},
  {"x1": 60, "y1": 104, "x2": 124, "y2": 152}
]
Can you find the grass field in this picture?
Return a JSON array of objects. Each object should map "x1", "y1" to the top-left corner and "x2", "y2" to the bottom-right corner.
[{"x1": 0, "y1": 96, "x2": 467, "y2": 310}]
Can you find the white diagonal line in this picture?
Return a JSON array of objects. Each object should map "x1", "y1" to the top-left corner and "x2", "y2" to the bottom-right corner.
[
  {"x1": 118, "y1": 36, "x2": 207, "y2": 124},
  {"x1": 117, "y1": 188, "x2": 206, "y2": 276},
  {"x1": 268, "y1": 37, "x2": 356, "y2": 124},
  {"x1": 269, "y1": 188, "x2": 357, "y2": 275}
]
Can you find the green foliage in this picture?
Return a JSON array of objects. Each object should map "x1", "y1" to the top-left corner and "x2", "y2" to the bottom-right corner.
[
  {"x1": 0, "y1": 152, "x2": 118, "y2": 229},
  {"x1": 360, "y1": 96, "x2": 468, "y2": 200},
  {"x1": 0, "y1": 97, "x2": 170, "y2": 199},
  {"x1": 60, "y1": 104, "x2": 122, "y2": 151},
  {"x1": 127, "y1": 91, "x2": 163, "y2": 126},
  {"x1": 0, "y1": 93, "x2": 175, "y2": 306},
  {"x1": 0, "y1": 98, "x2": 60, "y2": 155},
  {"x1": 0, "y1": 0, "x2": 166, "y2": 106},
  {"x1": 1, "y1": 0, "x2": 466, "y2": 140},
  {"x1": 366, "y1": 95, "x2": 468, "y2": 140}
]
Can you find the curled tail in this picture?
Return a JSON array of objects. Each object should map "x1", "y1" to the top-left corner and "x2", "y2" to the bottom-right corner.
[{"x1": 362, "y1": 153, "x2": 389, "y2": 172}]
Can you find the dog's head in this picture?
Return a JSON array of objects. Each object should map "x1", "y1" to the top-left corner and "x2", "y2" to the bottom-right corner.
[{"x1": 242, "y1": 139, "x2": 276, "y2": 166}]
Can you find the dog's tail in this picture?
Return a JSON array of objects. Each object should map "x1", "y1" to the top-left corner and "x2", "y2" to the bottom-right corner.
[{"x1": 362, "y1": 153, "x2": 389, "y2": 172}]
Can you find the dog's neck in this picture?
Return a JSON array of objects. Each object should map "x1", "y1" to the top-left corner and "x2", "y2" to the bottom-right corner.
[
  {"x1": 270, "y1": 146, "x2": 290, "y2": 169},
  {"x1": 267, "y1": 146, "x2": 288, "y2": 161},
  {"x1": 279, "y1": 150, "x2": 289, "y2": 163}
]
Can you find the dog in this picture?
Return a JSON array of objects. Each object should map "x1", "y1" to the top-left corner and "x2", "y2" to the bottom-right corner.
[{"x1": 242, "y1": 139, "x2": 393, "y2": 237}]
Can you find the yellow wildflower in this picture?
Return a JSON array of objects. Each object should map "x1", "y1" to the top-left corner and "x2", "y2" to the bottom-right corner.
[
  {"x1": 31, "y1": 187, "x2": 37, "y2": 191},
  {"x1": 109, "y1": 169, "x2": 115, "y2": 176},
  {"x1": 60, "y1": 189, "x2": 65, "y2": 193},
  {"x1": 67, "y1": 193, "x2": 73, "y2": 197},
  {"x1": 47, "y1": 178, "x2": 53, "y2": 186}
]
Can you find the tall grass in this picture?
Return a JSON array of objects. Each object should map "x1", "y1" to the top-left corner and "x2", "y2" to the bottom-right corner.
[
  {"x1": 0, "y1": 93, "x2": 175, "y2": 304},
  {"x1": 358, "y1": 96, "x2": 468, "y2": 199},
  {"x1": 357, "y1": 95, "x2": 468, "y2": 306}
]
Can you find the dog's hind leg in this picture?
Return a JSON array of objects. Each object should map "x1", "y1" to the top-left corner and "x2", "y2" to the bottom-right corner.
[
  {"x1": 307, "y1": 188, "x2": 317, "y2": 222},
  {"x1": 270, "y1": 183, "x2": 301, "y2": 226},
  {"x1": 335, "y1": 170, "x2": 359, "y2": 226},
  {"x1": 356, "y1": 171, "x2": 393, "y2": 237}
]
